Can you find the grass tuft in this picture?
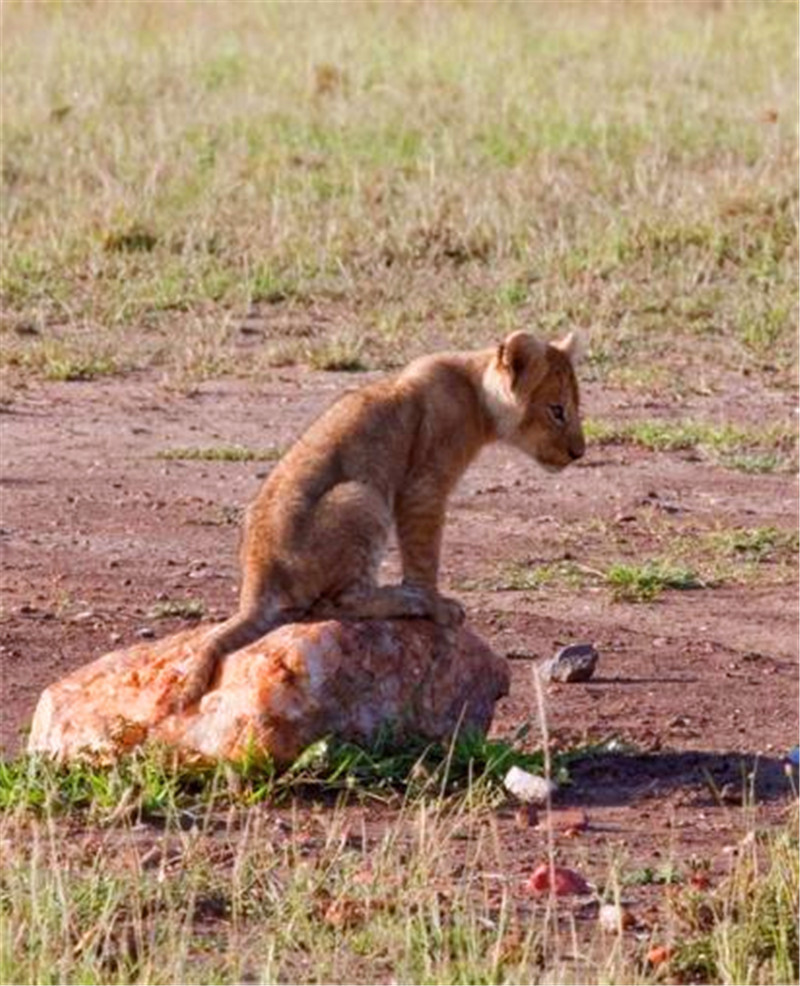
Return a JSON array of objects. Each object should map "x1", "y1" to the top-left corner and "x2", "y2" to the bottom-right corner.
[
  {"x1": 710, "y1": 526, "x2": 799, "y2": 563},
  {"x1": 669, "y1": 821, "x2": 799, "y2": 985},
  {"x1": 3, "y1": 342, "x2": 121, "y2": 382},
  {"x1": 1, "y1": 746, "x2": 795, "y2": 985},
  {"x1": 149, "y1": 598, "x2": 206, "y2": 620},
  {"x1": 304, "y1": 336, "x2": 369, "y2": 373},
  {"x1": 605, "y1": 561, "x2": 705, "y2": 602},
  {"x1": 156, "y1": 445, "x2": 282, "y2": 462},
  {"x1": 103, "y1": 223, "x2": 158, "y2": 254},
  {"x1": 42, "y1": 355, "x2": 119, "y2": 382},
  {"x1": 0, "y1": 729, "x2": 561, "y2": 818},
  {"x1": 585, "y1": 418, "x2": 797, "y2": 473}
]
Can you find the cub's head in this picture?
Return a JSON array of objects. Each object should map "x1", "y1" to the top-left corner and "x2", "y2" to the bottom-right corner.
[{"x1": 483, "y1": 330, "x2": 585, "y2": 472}]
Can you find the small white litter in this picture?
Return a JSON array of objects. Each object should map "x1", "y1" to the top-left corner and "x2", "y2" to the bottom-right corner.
[{"x1": 503, "y1": 766, "x2": 556, "y2": 804}]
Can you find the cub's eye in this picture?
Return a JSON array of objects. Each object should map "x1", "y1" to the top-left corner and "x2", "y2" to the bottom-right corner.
[{"x1": 548, "y1": 403, "x2": 566, "y2": 424}]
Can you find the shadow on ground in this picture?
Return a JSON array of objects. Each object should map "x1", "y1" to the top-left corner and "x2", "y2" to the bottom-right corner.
[{"x1": 560, "y1": 750, "x2": 796, "y2": 808}]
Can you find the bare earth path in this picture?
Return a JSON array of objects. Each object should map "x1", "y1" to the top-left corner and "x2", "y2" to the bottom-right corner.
[{"x1": 1, "y1": 368, "x2": 797, "y2": 905}]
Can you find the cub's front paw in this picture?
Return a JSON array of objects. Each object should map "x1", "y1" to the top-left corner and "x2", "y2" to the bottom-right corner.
[
  {"x1": 431, "y1": 594, "x2": 466, "y2": 628},
  {"x1": 398, "y1": 584, "x2": 437, "y2": 618}
]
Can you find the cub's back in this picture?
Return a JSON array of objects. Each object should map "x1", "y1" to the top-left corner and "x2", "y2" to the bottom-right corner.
[{"x1": 260, "y1": 375, "x2": 422, "y2": 503}]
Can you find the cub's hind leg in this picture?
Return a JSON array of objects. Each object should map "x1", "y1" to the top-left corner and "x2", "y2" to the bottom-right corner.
[
  {"x1": 312, "y1": 582, "x2": 449, "y2": 622},
  {"x1": 304, "y1": 481, "x2": 459, "y2": 625}
]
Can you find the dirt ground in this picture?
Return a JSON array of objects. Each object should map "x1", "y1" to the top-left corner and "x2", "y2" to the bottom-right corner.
[{"x1": 1, "y1": 364, "x2": 797, "y2": 909}]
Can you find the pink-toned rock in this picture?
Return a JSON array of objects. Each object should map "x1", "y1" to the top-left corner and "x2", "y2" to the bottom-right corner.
[{"x1": 28, "y1": 620, "x2": 510, "y2": 766}]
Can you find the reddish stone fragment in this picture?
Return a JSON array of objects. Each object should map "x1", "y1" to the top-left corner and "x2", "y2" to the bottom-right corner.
[
  {"x1": 646, "y1": 945, "x2": 673, "y2": 967},
  {"x1": 514, "y1": 804, "x2": 540, "y2": 828},
  {"x1": 526, "y1": 863, "x2": 592, "y2": 896},
  {"x1": 689, "y1": 870, "x2": 712, "y2": 890}
]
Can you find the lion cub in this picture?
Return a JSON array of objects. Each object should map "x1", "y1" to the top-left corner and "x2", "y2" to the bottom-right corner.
[{"x1": 174, "y1": 331, "x2": 584, "y2": 708}]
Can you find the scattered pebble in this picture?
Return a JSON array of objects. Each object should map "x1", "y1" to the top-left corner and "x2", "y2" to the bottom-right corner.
[
  {"x1": 646, "y1": 945, "x2": 673, "y2": 968},
  {"x1": 526, "y1": 863, "x2": 591, "y2": 896},
  {"x1": 598, "y1": 903, "x2": 635, "y2": 933},
  {"x1": 14, "y1": 321, "x2": 39, "y2": 337},
  {"x1": 72, "y1": 610, "x2": 96, "y2": 623},
  {"x1": 323, "y1": 898, "x2": 366, "y2": 930},
  {"x1": 503, "y1": 766, "x2": 556, "y2": 804},
  {"x1": 135, "y1": 627, "x2": 156, "y2": 639},
  {"x1": 539, "y1": 643, "x2": 598, "y2": 683},
  {"x1": 514, "y1": 804, "x2": 539, "y2": 828}
]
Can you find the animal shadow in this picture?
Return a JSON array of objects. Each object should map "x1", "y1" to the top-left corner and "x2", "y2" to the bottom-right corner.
[{"x1": 558, "y1": 748, "x2": 795, "y2": 809}]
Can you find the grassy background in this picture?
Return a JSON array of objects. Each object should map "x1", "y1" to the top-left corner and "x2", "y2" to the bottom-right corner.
[{"x1": 2, "y1": 0, "x2": 797, "y2": 386}]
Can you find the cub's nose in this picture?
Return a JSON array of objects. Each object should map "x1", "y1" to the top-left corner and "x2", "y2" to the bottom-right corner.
[{"x1": 568, "y1": 437, "x2": 585, "y2": 460}]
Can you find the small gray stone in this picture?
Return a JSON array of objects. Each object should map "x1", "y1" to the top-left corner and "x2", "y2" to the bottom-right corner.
[{"x1": 540, "y1": 643, "x2": 598, "y2": 683}]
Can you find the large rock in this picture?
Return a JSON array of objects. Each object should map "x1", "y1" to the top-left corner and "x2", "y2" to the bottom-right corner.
[{"x1": 28, "y1": 620, "x2": 510, "y2": 766}]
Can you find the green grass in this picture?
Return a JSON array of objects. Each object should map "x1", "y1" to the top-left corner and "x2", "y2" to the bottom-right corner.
[
  {"x1": 605, "y1": 561, "x2": 705, "y2": 602},
  {"x1": 0, "y1": 745, "x2": 220, "y2": 818},
  {"x1": 303, "y1": 335, "x2": 369, "y2": 373},
  {"x1": 156, "y1": 445, "x2": 283, "y2": 462},
  {"x1": 149, "y1": 598, "x2": 206, "y2": 621},
  {"x1": 669, "y1": 822, "x2": 799, "y2": 985},
  {"x1": 461, "y1": 519, "x2": 797, "y2": 606},
  {"x1": 0, "y1": 790, "x2": 565, "y2": 984},
  {"x1": 716, "y1": 451, "x2": 790, "y2": 475},
  {"x1": 1, "y1": 745, "x2": 796, "y2": 985},
  {"x1": 0, "y1": 730, "x2": 559, "y2": 818},
  {"x1": 708, "y1": 526, "x2": 799, "y2": 563},
  {"x1": 685, "y1": 525, "x2": 800, "y2": 588},
  {"x1": 622, "y1": 864, "x2": 682, "y2": 887},
  {"x1": 462, "y1": 557, "x2": 710, "y2": 603},
  {"x1": 585, "y1": 418, "x2": 797, "y2": 472},
  {"x1": 41, "y1": 354, "x2": 119, "y2": 382},
  {"x1": 2, "y1": 340, "x2": 122, "y2": 382},
  {"x1": 1, "y1": 2, "x2": 796, "y2": 386},
  {"x1": 464, "y1": 559, "x2": 585, "y2": 593}
]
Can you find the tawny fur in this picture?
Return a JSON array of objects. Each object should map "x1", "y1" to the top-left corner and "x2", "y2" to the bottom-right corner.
[{"x1": 172, "y1": 331, "x2": 585, "y2": 708}]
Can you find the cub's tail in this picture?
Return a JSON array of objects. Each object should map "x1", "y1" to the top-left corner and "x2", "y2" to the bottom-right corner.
[{"x1": 173, "y1": 605, "x2": 298, "y2": 710}]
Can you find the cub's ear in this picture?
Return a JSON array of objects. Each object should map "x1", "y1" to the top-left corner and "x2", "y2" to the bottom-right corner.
[
  {"x1": 496, "y1": 331, "x2": 548, "y2": 391},
  {"x1": 551, "y1": 331, "x2": 584, "y2": 366}
]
